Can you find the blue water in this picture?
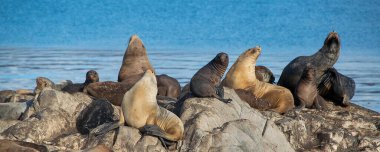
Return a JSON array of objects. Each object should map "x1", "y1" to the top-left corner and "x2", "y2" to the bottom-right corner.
[{"x1": 0, "y1": 1, "x2": 379, "y2": 112}]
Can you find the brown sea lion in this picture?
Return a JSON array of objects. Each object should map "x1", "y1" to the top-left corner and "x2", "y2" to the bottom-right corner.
[
  {"x1": 62, "y1": 70, "x2": 99, "y2": 93},
  {"x1": 190, "y1": 52, "x2": 232, "y2": 103},
  {"x1": 118, "y1": 34, "x2": 155, "y2": 83},
  {"x1": 222, "y1": 46, "x2": 294, "y2": 114},
  {"x1": 34, "y1": 77, "x2": 72, "y2": 94},
  {"x1": 295, "y1": 64, "x2": 326, "y2": 109},
  {"x1": 156, "y1": 74, "x2": 181, "y2": 100},
  {"x1": 255, "y1": 65, "x2": 275, "y2": 83},
  {"x1": 318, "y1": 68, "x2": 355, "y2": 106},
  {"x1": 278, "y1": 32, "x2": 341, "y2": 96},
  {"x1": 84, "y1": 81, "x2": 132, "y2": 106},
  {"x1": 93, "y1": 70, "x2": 184, "y2": 148}
]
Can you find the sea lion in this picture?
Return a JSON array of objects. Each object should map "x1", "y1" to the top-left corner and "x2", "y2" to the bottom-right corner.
[
  {"x1": 156, "y1": 74, "x2": 181, "y2": 99},
  {"x1": 34, "y1": 77, "x2": 72, "y2": 94},
  {"x1": 190, "y1": 52, "x2": 232, "y2": 103},
  {"x1": 93, "y1": 70, "x2": 184, "y2": 148},
  {"x1": 76, "y1": 99, "x2": 115, "y2": 134},
  {"x1": 295, "y1": 64, "x2": 326, "y2": 109},
  {"x1": 118, "y1": 34, "x2": 155, "y2": 83},
  {"x1": 222, "y1": 46, "x2": 294, "y2": 114},
  {"x1": 277, "y1": 32, "x2": 341, "y2": 95},
  {"x1": 84, "y1": 81, "x2": 132, "y2": 106},
  {"x1": 318, "y1": 68, "x2": 355, "y2": 106},
  {"x1": 62, "y1": 70, "x2": 99, "y2": 93},
  {"x1": 255, "y1": 66, "x2": 275, "y2": 83}
]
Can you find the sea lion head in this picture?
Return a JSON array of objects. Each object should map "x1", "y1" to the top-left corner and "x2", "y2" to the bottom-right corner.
[
  {"x1": 34, "y1": 77, "x2": 54, "y2": 94},
  {"x1": 241, "y1": 46, "x2": 262, "y2": 61},
  {"x1": 85, "y1": 70, "x2": 99, "y2": 84},
  {"x1": 134, "y1": 69, "x2": 158, "y2": 95},
  {"x1": 214, "y1": 52, "x2": 229, "y2": 66},
  {"x1": 125, "y1": 34, "x2": 147, "y2": 56},
  {"x1": 322, "y1": 32, "x2": 340, "y2": 55}
]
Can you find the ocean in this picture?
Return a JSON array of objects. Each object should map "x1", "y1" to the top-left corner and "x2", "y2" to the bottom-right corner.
[{"x1": 0, "y1": 0, "x2": 379, "y2": 112}]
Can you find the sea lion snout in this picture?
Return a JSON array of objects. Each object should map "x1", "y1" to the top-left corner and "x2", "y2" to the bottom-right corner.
[
  {"x1": 216, "y1": 52, "x2": 229, "y2": 66},
  {"x1": 325, "y1": 32, "x2": 340, "y2": 49}
]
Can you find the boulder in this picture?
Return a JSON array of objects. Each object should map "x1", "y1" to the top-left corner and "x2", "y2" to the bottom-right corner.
[
  {"x1": 0, "y1": 101, "x2": 30, "y2": 120},
  {"x1": 178, "y1": 87, "x2": 294, "y2": 152},
  {"x1": 263, "y1": 102, "x2": 380, "y2": 151},
  {"x1": 0, "y1": 139, "x2": 48, "y2": 152},
  {"x1": 112, "y1": 126, "x2": 167, "y2": 152},
  {"x1": 1, "y1": 89, "x2": 92, "y2": 144}
]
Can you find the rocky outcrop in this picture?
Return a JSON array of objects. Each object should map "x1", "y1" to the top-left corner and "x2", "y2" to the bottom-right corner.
[
  {"x1": 178, "y1": 87, "x2": 294, "y2": 152},
  {"x1": 262, "y1": 102, "x2": 380, "y2": 152},
  {"x1": 0, "y1": 86, "x2": 379, "y2": 152},
  {"x1": 1, "y1": 89, "x2": 92, "y2": 144}
]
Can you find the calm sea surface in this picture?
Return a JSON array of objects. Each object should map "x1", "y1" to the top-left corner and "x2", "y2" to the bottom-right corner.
[{"x1": 0, "y1": 0, "x2": 379, "y2": 112}]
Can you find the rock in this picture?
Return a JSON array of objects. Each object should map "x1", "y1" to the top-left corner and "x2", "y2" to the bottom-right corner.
[
  {"x1": 2, "y1": 108, "x2": 72, "y2": 143},
  {"x1": 83, "y1": 144, "x2": 112, "y2": 152},
  {"x1": 1, "y1": 89, "x2": 93, "y2": 144},
  {"x1": 53, "y1": 133, "x2": 87, "y2": 150},
  {"x1": 0, "y1": 101, "x2": 30, "y2": 120},
  {"x1": 0, "y1": 89, "x2": 34, "y2": 103},
  {"x1": 0, "y1": 120, "x2": 20, "y2": 133},
  {"x1": 268, "y1": 101, "x2": 380, "y2": 151},
  {"x1": 178, "y1": 87, "x2": 294, "y2": 152},
  {"x1": 112, "y1": 126, "x2": 167, "y2": 152},
  {"x1": 0, "y1": 139, "x2": 48, "y2": 152}
]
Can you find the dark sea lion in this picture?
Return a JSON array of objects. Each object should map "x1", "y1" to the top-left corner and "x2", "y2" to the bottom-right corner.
[
  {"x1": 76, "y1": 99, "x2": 115, "y2": 134},
  {"x1": 84, "y1": 81, "x2": 132, "y2": 106},
  {"x1": 190, "y1": 52, "x2": 232, "y2": 103},
  {"x1": 62, "y1": 70, "x2": 99, "y2": 94},
  {"x1": 318, "y1": 68, "x2": 355, "y2": 106},
  {"x1": 222, "y1": 47, "x2": 294, "y2": 114},
  {"x1": 0, "y1": 139, "x2": 48, "y2": 152},
  {"x1": 278, "y1": 32, "x2": 341, "y2": 95},
  {"x1": 295, "y1": 64, "x2": 326, "y2": 109},
  {"x1": 93, "y1": 70, "x2": 184, "y2": 148},
  {"x1": 118, "y1": 34, "x2": 155, "y2": 83},
  {"x1": 156, "y1": 74, "x2": 181, "y2": 99},
  {"x1": 255, "y1": 65, "x2": 275, "y2": 83}
]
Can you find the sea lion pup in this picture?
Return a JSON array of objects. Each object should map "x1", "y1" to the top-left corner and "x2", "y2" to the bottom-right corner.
[
  {"x1": 156, "y1": 74, "x2": 181, "y2": 99},
  {"x1": 255, "y1": 66, "x2": 275, "y2": 83},
  {"x1": 278, "y1": 32, "x2": 341, "y2": 95},
  {"x1": 94, "y1": 70, "x2": 184, "y2": 148},
  {"x1": 62, "y1": 70, "x2": 99, "y2": 93},
  {"x1": 295, "y1": 64, "x2": 326, "y2": 109},
  {"x1": 190, "y1": 52, "x2": 232, "y2": 103},
  {"x1": 118, "y1": 34, "x2": 155, "y2": 83},
  {"x1": 318, "y1": 68, "x2": 355, "y2": 106},
  {"x1": 222, "y1": 46, "x2": 294, "y2": 114}
]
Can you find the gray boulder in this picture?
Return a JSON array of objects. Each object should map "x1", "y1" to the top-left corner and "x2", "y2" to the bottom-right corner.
[
  {"x1": 263, "y1": 102, "x2": 380, "y2": 151},
  {"x1": 1, "y1": 89, "x2": 92, "y2": 144},
  {"x1": 178, "y1": 87, "x2": 295, "y2": 152}
]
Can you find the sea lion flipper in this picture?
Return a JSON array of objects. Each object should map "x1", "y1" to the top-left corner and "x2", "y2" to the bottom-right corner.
[
  {"x1": 92, "y1": 121, "x2": 121, "y2": 137},
  {"x1": 140, "y1": 124, "x2": 176, "y2": 148}
]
